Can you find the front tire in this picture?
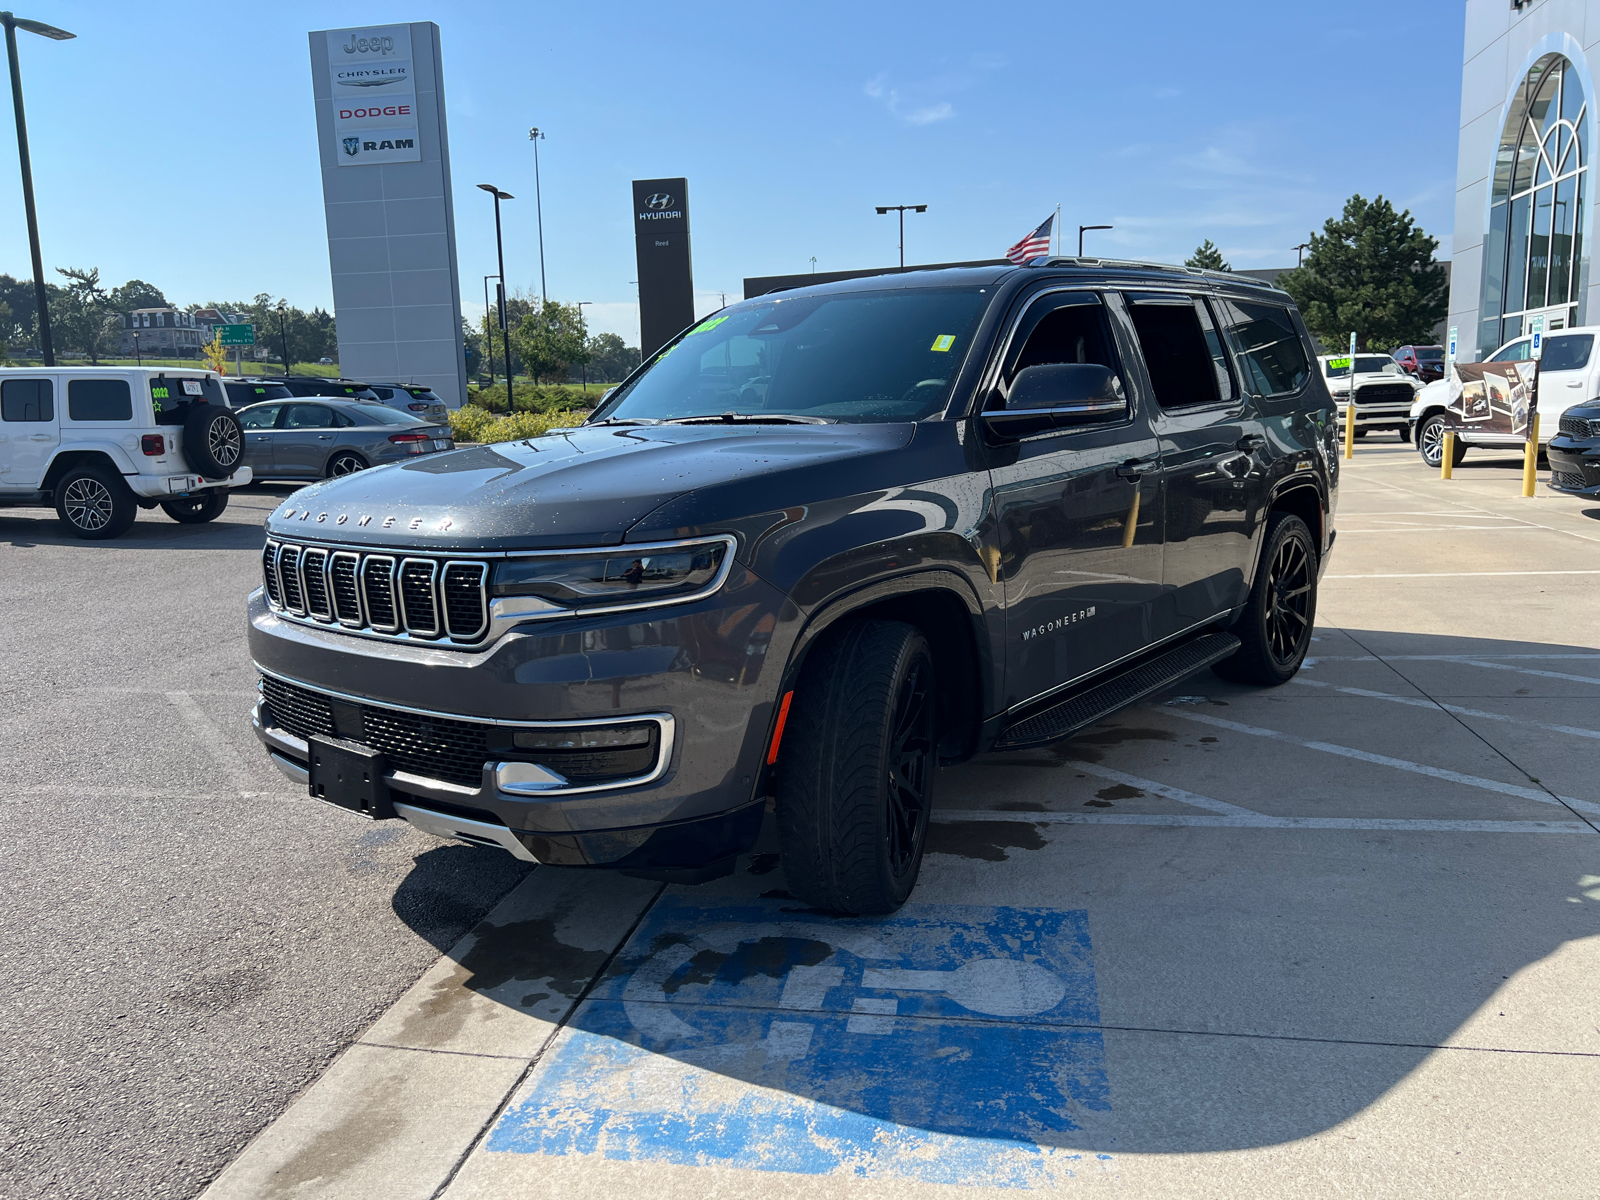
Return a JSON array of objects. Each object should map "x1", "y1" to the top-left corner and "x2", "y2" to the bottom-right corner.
[
  {"x1": 1417, "y1": 414, "x2": 1467, "y2": 468},
  {"x1": 160, "y1": 490, "x2": 229, "y2": 524},
  {"x1": 1213, "y1": 512, "x2": 1317, "y2": 686},
  {"x1": 54, "y1": 465, "x2": 137, "y2": 540},
  {"x1": 776, "y1": 620, "x2": 936, "y2": 915}
]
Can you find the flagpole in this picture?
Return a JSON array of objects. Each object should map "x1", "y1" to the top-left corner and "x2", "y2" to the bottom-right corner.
[{"x1": 1054, "y1": 204, "x2": 1061, "y2": 257}]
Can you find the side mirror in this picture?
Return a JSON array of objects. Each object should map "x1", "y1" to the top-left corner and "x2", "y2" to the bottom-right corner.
[{"x1": 983, "y1": 363, "x2": 1126, "y2": 439}]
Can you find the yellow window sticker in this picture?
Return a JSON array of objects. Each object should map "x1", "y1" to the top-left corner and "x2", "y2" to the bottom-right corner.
[{"x1": 930, "y1": 334, "x2": 956, "y2": 352}]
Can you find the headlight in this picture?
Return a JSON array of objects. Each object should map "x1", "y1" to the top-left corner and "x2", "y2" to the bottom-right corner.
[{"x1": 491, "y1": 537, "x2": 732, "y2": 611}]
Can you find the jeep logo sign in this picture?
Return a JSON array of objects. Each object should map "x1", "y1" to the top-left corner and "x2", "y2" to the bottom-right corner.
[{"x1": 325, "y1": 24, "x2": 421, "y2": 168}]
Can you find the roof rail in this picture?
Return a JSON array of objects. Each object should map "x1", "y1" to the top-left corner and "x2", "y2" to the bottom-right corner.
[{"x1": 1027, "y1": 256, "x2": 1282, "y2": 290}]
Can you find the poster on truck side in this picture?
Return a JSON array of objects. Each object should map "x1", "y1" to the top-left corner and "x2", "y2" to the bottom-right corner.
[{"x1": 1443, "y1": 359, "x2": 1539, "y2": 438}]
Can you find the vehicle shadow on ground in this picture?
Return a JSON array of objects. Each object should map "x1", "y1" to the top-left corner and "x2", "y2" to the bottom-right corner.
[
  {"x1": 389, "y1": 843, "x2": 536, "y2": 953},
  {"x1": 395, "y1": 628, "x2": 1600, "y2": 1163},
  {"x1": 0, "y1": 509, "x2": 269, "y2": 550}
]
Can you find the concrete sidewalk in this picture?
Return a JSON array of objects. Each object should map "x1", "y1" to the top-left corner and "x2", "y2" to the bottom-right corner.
[{"x1": 201, "y1": 443, "x2": 1600, "y2": 1199}]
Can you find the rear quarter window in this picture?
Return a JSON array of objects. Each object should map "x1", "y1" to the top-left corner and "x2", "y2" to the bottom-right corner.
[
  {"x1": 1223, "y1": 301, "x2": 1310, "y2": 397},
  {"x1": 68, "y1": 379, "x2": 133, "y2": 422}
]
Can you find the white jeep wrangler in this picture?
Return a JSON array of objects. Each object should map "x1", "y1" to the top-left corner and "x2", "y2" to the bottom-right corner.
[{"x1": 0, "y1": 366, "x2": 250, "y2": 539}]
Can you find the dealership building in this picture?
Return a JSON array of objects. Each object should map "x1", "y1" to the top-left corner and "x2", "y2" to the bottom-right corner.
[{"x1": 1450, "y1": 1, "x2": 1600, "y2": 359}]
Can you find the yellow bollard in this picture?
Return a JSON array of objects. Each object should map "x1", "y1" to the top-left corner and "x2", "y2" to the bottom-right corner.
[
  {"x1": 1121, "y1": 487, "x2": 1140, "y2": 549},
  {"x1": 1343, "y1": 398, "x2": 1355, "y2": 458},
  {"x1": 1522, "y1": 412, "x2": 1539, "y2": 497},
  {"x1": 1441, "y1": 431, "x2": 1454, "y2": 479}
]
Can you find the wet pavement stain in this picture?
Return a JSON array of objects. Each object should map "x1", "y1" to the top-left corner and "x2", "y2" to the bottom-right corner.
[
  {"x1": 745, "y1": 852, "x2": 780, "y2": 876},
  {"x1": 1095, "y1": 784, "x2": 1144, "y2": 801},
  {"x1": 1053, "y1": 725, "x2": 1177, "y2": 762},
  {"x1": 994, "y1": 800, "x2": 1048, "y2": 812},
  {"x1": 1083, "y1": 800, "x2": 1114, "y2": 808},
  {"x1": 925, "y1": 820, "x2": 1046, "y2": 862}
]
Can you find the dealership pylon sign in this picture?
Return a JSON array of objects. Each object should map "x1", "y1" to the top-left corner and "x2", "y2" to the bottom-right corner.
[{"x1": 326, "y1": 24, "x2": 421, "y2": 167}]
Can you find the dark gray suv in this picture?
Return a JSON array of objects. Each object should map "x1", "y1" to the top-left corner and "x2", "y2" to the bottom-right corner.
[{"x1": 248, "y1": 259, "x2": 1336, "y2": 914}]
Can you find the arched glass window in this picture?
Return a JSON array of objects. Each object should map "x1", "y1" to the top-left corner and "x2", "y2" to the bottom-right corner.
[{"x1": 1479, "y1": 54, "x2": 1588, "y2": 358}]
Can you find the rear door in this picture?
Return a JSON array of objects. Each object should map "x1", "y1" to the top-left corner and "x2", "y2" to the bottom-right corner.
[
  {"x1": 0, "y1": 376, "x2": 59, "y2": 489},
  {"x1": 274, "y1": 403, "x2": 338, "y2": 478},
  {"x1": 1125, "y1": 292, "x2": 1267, "y2": 634},
  {"x1": 985, "y1": 290, "x2": 1165, "y2": 712}
]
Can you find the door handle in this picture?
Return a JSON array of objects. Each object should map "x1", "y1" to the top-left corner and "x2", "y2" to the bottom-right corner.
[
  {"x1": 317, "y1": 434, "x2": 334, "y2": 440},
  {"x1": 30, "y1": 433, "x2": 52, "y2": 441},
  {"x1": 1116, "y1": 458, "x2": 1158, "y2": 480},
  {"x1": 1236, "y1": 434, "x2": 1266, "y2": 452}
]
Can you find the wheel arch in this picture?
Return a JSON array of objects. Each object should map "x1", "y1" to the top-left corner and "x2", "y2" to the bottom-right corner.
[
  {"x1": 779, "y1": 570, "x2": 990, "y2": 766},
  {"x1": 42, "y1": 449, "x2": 133, "y2": 495},
  {"x1": 1267, "y1": 479, "x2": 1326, "y2": 559}
]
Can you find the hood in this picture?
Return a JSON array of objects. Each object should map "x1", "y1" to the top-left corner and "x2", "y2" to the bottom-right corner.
[{"x1": 262, "y1": 421, "x2": 916, "y2": 552}]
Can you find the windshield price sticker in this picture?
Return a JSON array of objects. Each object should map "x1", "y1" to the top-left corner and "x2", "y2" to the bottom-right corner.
[
  {"x1": 1327, "y1": 357, "x2": 1352, "y2": 371},
  {"x1": 930, "y1": 334, "x2": 956, "y2": 352},
  {"x1": 688, "y1": 316, "x2": 729, "y2": 336}
]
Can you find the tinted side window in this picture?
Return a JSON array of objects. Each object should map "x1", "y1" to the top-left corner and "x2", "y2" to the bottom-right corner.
[
  {"x1": 1198, "y1": 300, "x2": 1236, "y2": 402},
  {"x1": 68, "y1": 379, "x2": 133, "y2": 421},
  {"x1": 1541, "y1": 333, "x2": 1593, "y2": 371},
  {"x1": 1126, "y1": 296, "x2": 1222, "y2": 409},
  {"x1": 285, "y1": 404, "x2": 335, "y2": 428},
  {"x1": 997, "y1": 294, "x2": 1127, "y2": 415},
  {"x1": 1, "y1": 378, "x2": 53, "y2": 421},
  {"x1": 331, "y1": 410, "x2": 356, "y2": 428},
  {"x1": 239, "y1": 404, "x2": 281, "y2": 430},
  {"x1": 1224, "y1": 302, "x2": 1310, "y2": 397},
  {"x1": 1490, "y1": 339, "x2": 1531, "y2": 362}
]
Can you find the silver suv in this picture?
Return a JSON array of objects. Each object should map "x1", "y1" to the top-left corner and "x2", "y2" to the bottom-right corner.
[{"x1": 0, "y1": 366, "x2": 250, "y2": 538}]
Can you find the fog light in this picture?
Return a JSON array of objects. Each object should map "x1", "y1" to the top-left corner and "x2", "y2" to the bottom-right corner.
[{"x1": 513, "y1": 724, "x2": 652, "y2": 751}]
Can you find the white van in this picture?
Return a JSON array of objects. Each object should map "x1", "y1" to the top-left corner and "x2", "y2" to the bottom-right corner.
[{"x1": 0, "y1": 366, "x2": 251, "y2": 539}]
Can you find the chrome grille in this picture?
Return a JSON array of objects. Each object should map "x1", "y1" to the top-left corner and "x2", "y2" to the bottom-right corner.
[
  {"x1": 263, "y1": 540, "x2": 490, "y2": 647},
  {"x1": 441, "y1": 562, "x2": 488, "y2": 639},
  {"x1": 277, "y1": 545, "x2": 305, "y2": 614},
  {"x1": 1559, "y1": 415, "x2": 1596, "y2": 439},
  {"x1": 329, "y1": 552, "x2": 361, "y2": 625},
  {"x1": 300, "y1": 547, "x2": 331, "y2": 620},
  {"x1": 399, "y1": 558, "x2": 440, "y2": 635}
]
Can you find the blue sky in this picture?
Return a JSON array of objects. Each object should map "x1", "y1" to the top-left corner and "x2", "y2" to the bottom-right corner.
[{"x1": 0, "y1": 1, "x2": 1465, "y2": 345}]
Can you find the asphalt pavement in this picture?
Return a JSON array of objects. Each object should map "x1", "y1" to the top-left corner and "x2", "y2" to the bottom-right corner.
[{"x1": 0, "y1": 485, "x2": 533, "y2": 1200}]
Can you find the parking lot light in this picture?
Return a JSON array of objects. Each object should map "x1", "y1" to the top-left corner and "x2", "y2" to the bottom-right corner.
[
  {"x1": 2, "y1": 11, "x2": 75, "y2": 368},
  {"x1": 477, "y1": 184, "x2": 514, "y2": 399}
]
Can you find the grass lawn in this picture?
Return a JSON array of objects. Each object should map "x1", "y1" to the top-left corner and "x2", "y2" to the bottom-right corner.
[{"x1": 25, "y1": 358, "x2": 341, "y2": 377}]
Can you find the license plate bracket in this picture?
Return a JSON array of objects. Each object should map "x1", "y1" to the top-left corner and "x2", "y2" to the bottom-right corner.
[{"x1": 307, "y1": 735, "x2": 394, "y2": 819}]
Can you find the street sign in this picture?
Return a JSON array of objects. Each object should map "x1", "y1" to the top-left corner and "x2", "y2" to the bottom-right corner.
[
  {"x1": 1447, "y1": 325, "x2": 1458, "y2": 367},
  {"x1": 215, "y1": 323, "x2": 255, "y2": 347},
  {"x1": 1529, "y1": 314, "x2": 1545, "y2": 359}
]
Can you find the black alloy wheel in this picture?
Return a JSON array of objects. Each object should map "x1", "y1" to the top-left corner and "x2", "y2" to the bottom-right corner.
[
  {"x1": 54, "y1": 465, "x2": 137, "y2": 540},
  {"x1": 776, "y1": 619, "x2": 936, "y2": 914},
  {"x1": 1214, "y1": 511, "x2": 1317, "y2": 686},
  {"x1": 327, "y1": 453, "x2": 366, "y2": 478}
]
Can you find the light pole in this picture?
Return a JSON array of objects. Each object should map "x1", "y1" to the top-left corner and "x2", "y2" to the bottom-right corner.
[
  {"x1": 477, "y1": 183, "x2": 514, "y2": 396},
  {"x1": 2, "y1": 12, "x2": 72, "y2": 367},
  {"x1": 1293, "y1": 242, "x2": 1310, "y2": 267},
  {"x1": 276, "y1": 300, "x2": 290, "y2": 375},
  {"x1": 809, "y1": 256, "x2": 817, "y2": 273},
  {"x1": 1078, "y1": 224, "x2": 1112, "y2": 257},
  {"x1": 482, "y1": 273, "x2": 500, "y2": 385},
  {"x1": 528, "y1": 128, "x2": 548, "y2": 305},
  {"x1": 576, "y1": 301, "x2": 590, "y2": 392},
  {"x1": 132, "y1": 330, "x2": 140, "y2": 366},
  {"x1": 875, "y1": 204, "x2": 927, "y2": 271}
]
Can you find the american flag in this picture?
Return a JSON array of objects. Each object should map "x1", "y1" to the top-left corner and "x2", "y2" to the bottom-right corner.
[{"x1": 1005, "y1": 215, "x2": 1054, "y2": 264}]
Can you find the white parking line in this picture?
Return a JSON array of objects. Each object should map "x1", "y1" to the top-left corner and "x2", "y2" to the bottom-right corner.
[
  {"x1": 1326, "y1": 570, "x2": 1600, "y2": 578},
  {"x1": 1307, "y1": 654, "x2": 1600, "y2": 661},
  {"x1": 1291, "y1": 678, "x2": 1600, "y2": 740},
  {"x1": 167, "y1": 691, "x2": 258, "y2": 792},
  {"x1": 1456, "y1": 659, "x2": 1600, "y2": 686},
  {"x1": 933, "y1": 809, "x2": 1592, "y2": 834},
  {"x1": 1162, "y1": 707, "x2": 1600, "y2": 817},
  {"x1": 1063, "y1": 760, "x2": 1257, "y2": 815}
]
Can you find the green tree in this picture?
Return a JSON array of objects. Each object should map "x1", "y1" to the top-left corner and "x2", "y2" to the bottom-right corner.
[
  {"x1": 584, "y1": 331, "x2": 640, "y2": 382},
  {"x1": 108, "y1": 278, "x2": 168, "y2": 312},
  {"x1": 512, "y1": 299, "x2": 590, "y2": 384},
  {"x1": 53, "y1": 267, "x2": 118, "y2": 363},
  {"x1": 1185, "y1": 239, "x2": 1231, "y2": 272},
  {"x1": 1276, "y1": 194, "x2": 1448, "y2": 352}
]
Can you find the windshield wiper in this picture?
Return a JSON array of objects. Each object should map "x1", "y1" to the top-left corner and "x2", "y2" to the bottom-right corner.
[
  {"x1": 589, "y1": 417, "x2": 662, "y2": 426},
  {"x1": 659, "y1": 412, "x2": 836, "y2": 425}
]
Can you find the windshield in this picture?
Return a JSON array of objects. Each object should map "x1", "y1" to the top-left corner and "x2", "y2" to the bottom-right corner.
[
  {"x1": 1416, "y1": 349, "x2": 1444, "y2": 362},
  {"x1": 1324, "y1": 356, "x2": 1393, "y2": 378},
  {"x1": 591, "y1": 287, "x2": 990, "y2": 424},
  {"x1": 226, "y1": 382, "x2": 292, "y2": 407},
  {"x1": 345, "y1": 402, "x2": 418, "y2": 426}
]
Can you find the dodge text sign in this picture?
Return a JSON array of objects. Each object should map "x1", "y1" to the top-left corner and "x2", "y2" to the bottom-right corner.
[{"x1": 327, "y1": 24, "x2": 421, "y2": 167}]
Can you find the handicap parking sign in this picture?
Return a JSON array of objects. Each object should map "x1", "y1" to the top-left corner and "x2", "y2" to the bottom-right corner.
[{"x1": 490, "y1": 898, "x2": 1114, "y2": 1187}]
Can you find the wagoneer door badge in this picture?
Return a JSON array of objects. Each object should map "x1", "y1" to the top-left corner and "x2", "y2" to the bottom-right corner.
[{"x1": 1021, "y1": 606, "x2": 1096, "y2": 641}]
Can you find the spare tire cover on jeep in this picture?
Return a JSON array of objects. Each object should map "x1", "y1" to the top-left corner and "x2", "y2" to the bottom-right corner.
[{"x1": 183, "y1": 404, "x2": 244, "y2": 478}]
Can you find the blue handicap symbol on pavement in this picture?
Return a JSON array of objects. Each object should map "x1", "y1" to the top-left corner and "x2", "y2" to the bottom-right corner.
[{"x1": 489, "y1": 898, "x2": 1114, "y2": 1187}]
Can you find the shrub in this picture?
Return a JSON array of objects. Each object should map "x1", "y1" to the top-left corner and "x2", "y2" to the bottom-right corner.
[{"x1": 449, "y1": 406, "x2": 585, "y2": 444}]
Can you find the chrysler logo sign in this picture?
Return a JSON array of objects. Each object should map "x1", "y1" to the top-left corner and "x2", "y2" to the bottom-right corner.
[{"x1": 646, "y1": 193, "x2": 675, "y2": 210}]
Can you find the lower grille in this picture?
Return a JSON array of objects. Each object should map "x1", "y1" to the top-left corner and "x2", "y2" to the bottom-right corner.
[
  {"x1": 1552, "y1": 470, "x2": 1589, "y2": 490},
  {"x1": 259, "y1": 676, "x2": 335, "y2": 740},
  {"x1": 1559, "y1": 415, "x2": 1597, "y2": 439},
  {"x1": 360, "y1": 705, "x2": 491, "y2": 788}
]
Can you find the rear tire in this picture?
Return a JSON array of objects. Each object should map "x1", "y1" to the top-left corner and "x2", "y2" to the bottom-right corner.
[
  {"x1": 182, "y1": 404, "x2": 245, "y2": 478},
  {"x1": 160, "y1": 490, "x2": 229, "y2": 524},
  {"x1": 1213, "y1": 512, "x2": 1317, "y2": 686},
  {"x1": 776, "y1": 619, "x2": 936, "y2": 915},
  {"x1": 326, "y1": 452, "x2": 366, "y2": 478},
  {"x1": 54, "y1": 465, "x2": 137, "y2": 540}
]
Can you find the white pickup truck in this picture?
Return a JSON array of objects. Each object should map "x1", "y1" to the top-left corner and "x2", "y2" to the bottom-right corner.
[
  {"x1": 1316, "y1": 353, "x2": 1421, "y2": 441},
  {"x1": 0, "y1": 366, "x2": 250, "y2": 539},
  {"x1": 1409, "y1": 327, "x2": 1599, "y2": 468}
]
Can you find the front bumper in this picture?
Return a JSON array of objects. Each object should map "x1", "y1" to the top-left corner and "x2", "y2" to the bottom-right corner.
[
  {"x1": 246, "y1": 564, "x2": 793, "y2": 870},
  {"x1": 1547, "y1": 439, "x2": 1600, "y2": 496},
  {"x1": 127, "y1": 466, "x2": 252, "y2": 497}
]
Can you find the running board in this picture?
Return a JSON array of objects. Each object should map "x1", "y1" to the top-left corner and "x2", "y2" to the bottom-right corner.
[{"x1": 993, "y1": 632, "x2": 1241, "y2": 750}]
